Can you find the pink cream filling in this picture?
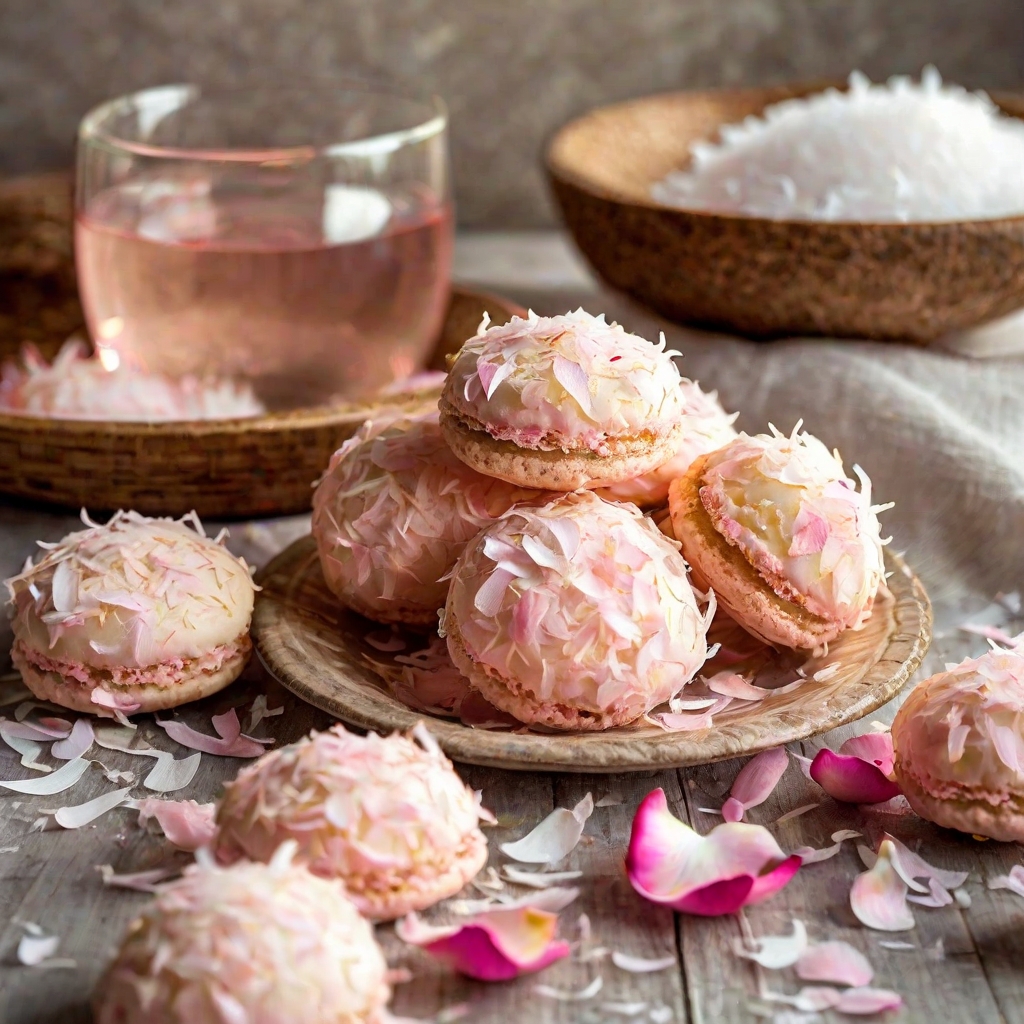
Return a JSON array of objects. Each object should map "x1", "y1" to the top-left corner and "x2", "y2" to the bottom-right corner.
[{"x1": 15, "y1": 636, "x2": 247, "y2": 692}]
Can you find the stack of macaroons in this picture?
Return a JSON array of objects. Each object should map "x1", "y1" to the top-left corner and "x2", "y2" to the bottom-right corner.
[
  {"x1": 93, "y1": 844, "x2": 392, "y2": 1024},
  {"x1": 4, "y1": 510, "x2": 256, "y2": 717},
  {"x1": 214, "y1": 723, "x2": 490, "y2": 919},
  {"x1": 311, "y1": 307, "x2": 894, "y2": 732}
]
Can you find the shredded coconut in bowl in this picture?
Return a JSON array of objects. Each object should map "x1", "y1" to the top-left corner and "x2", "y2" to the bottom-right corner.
[
  {"x1": 0, "y1": 339, "x2": 265, "y2": 422},
  {"x1": 653, "y1": 67, "x2": 1024, "y2": 222}
]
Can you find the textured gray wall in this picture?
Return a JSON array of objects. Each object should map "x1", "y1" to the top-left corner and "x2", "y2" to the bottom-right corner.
[{"x1": 2, "y1": 0, "x2": 1023, "y2": 226}]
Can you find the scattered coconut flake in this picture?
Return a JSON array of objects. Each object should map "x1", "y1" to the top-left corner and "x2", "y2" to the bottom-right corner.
[
  {"x1": 534, "y1": 976, "x2": 603, "y2": 1001},
  {"x1": 500, "y1": 792, "x2": 594, "y2": 864},
  {"x1": 155, "y1": 709, "x2": 272, "y2": 758},
  {"x1": 987, "y1": 864, "x2": 1024, "y2": 898},
  {"x1": 649, "y1": 1008, "x2": 674, "y2": 1024},
  {"x1": 0, "y1": 757, "x2": 89, "y2": 794},
  {"x1": 795, "y1": 829, "x2": 861, "y2": 865},
  {"x1": 436, "y1": 1005, "x2": 472, "y2": 1024},
  {"x1": 92, "y1": 724, "x2": 145, "y2": 754},
  {"x1": 243, "y1": 694, "x2": 284, "y2": 734},
  {"x1": 954, "y1": 887, "x2": 972, "y2": 908},
  {"x1": 502, "y1": 866, "x2": 584, "y2": 888},
  {"x1": 722, "y1": 746, "x2": 790, "y2": 822},
  {"x1": 54, "y1": 786, "x2": 133, "y2": 829},
  {"x1": 611, "y1": 951, "x2": 677, "y2": 973},
  {"x1": 881, "y1": 833, "x2": 968, "y2": 891},
  {"x1": 850, "y1": 839, "x2": 915, "y2": 931},
  {"x1": 133, "y1": 798, "x2": 217, "y2": 851},
  {"x1": 0, "y1": 724, "x2": 51, "y2": 773},
  {"x1": 811, "y1": 663, "x2": 841, "y2": 682},
  {"x1": 97, "y1": 863, "x2": 182, "y2": 892},
  {"x1": 17, "y1": 931, "x2": 60, "y2": 966},
  {"x1": 877, "y1": 940, "x2": 916, "y2": 950},
  {"x1": 102, "y1": 767, "x2": 136, "y2": 785},
  {"x1": 0, "y1": 846, "x2": 19, "y2": 853},
  {"x1": 596, "y1": 792, "x2": 624, "y2": 807},
  {"x1": 602, "y1": 1002, "x2": 649, "y2": 1017},
  {"x1": 51, "y1": 719, "x2": 94, "y2": 760},
  {"x1": 365, "y1": 630, "x2": 407, "y2": 653},
  {"x1": 775, "y1": 803, "x2": 821, "y2": 824},
  {"x1": 796, "y1": 941, "x2": 873, "y2": 987},
  {"x1": 732, "y1": 920, "x2": 808, "y2": 969},
  {"x1": 142, "y1": 752, "x2": 201, "y2": 793},
  {"x1": 0, "y1": 719, "x2": 70, "y2": 742}
]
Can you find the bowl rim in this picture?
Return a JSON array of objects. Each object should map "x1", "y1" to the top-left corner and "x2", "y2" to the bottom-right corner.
[{"x1": 545, "y1": 81, "x2": 1024, "y2": 230}]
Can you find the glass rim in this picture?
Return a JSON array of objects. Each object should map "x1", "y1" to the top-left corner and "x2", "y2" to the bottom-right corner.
[{"x1": 77, "y1": 82, "x2": 448, "y2": 163}]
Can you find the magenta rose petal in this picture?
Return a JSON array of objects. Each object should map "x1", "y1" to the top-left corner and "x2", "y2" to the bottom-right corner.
[{"x1": 809, "y1": 748, "x2": 902, "y2": 804}]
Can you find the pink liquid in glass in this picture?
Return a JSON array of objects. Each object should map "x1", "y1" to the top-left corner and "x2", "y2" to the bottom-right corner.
[{"x1": 75, "y1": 179, "x2": 453, "y2": 409}]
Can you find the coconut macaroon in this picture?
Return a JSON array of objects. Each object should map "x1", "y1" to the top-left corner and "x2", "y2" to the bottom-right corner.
[
  {"x1": 5, "y1": 510, "x2": 255, "y2": 717},
  {"x1": 596, "y1": 380, "x2": 738, "y2": 508},
  {"x1": 214, "y1": 723, "x2": 489, "y2": 920},
  {"x1": 439, "y1": 309, "x2": 688, "y2": 490},
  {"x1": 444, "y1": 491, "x2": 710, "y2": 731},
  {"x1": 312, "y1": 413, "x2": 538, "y2": 625},
  {"x1": 93, "y1": 844, "x2": 391, "y2": 1024},
  {"x1": 892, "y1": 643, "x2": 1024, "y2": 842},
  {"x1": 668, "y1": 427, "x2": 888, "y2": 650}
]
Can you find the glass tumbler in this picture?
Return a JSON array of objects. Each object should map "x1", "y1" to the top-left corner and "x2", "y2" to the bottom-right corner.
[{"x1": 75, "y1": 84, "x2": 452, "y2": 409}]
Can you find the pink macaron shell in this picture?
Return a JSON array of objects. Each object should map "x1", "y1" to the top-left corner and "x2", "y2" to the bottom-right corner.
[{"x1": 442, "y1": 309, "x2": 686, "y2": 455}]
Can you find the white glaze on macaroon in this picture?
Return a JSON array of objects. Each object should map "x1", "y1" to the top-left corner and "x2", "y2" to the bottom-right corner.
[
  {"x1": 445, "y1": 491, "x2": 710, "y2": 726},
  {"x1": 893, "y1": 644, "x2": 1024, "y2": 813},
  {"x1": 93, "y1": 845, "x2": 391, "y2": 1024},
  {"x1": 442, "y1": 309, "x2": 686, "y2": 454},
  {"x1": 5, "y1": 511, "x2": 255, "y2": 697},
  {"x1": 312, "y1": 413, "x2": 538, "y2": 623},
  {"x1": 596, "y1": 380, "x2": 738, "y2": 507},
  {"x1": 699, "y1": 427, "x2": 888, "y2": 628},
  {"x1": 214, "y1": 724, "x2": 489, "y2": 920}
]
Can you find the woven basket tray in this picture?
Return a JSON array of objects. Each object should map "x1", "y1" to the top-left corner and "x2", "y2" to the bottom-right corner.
[{"x1": 0, "y1": 175, "x2": 522, "y2": 518}]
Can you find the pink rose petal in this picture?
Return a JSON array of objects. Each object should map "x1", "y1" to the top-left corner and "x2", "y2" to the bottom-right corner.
[
  {"x1": 839, "y1": 733, "x2": 895, "y2": 776},
  {"x1": 809, "y1": 748, "x2": 901, "y2": 804},
  {"x1": 90, "y1": 689, "x2": 141, "y2": 715},
  {"x1": 552, "y1": 355, "x2": 593, "y2": 415},
  {"x1": 988, "y1": 864, "x2": 1024, "y2": 898},
  {"x1": 789, "y1": 504, "x2": 830, "y2": 557},
  {"x1": 795, "y1": 829, "x2": 861, "y2": 865},
  {"x1": 907, "y1": 877, "x2": 954, "y2": 908},
  {"x1": 705, "y1": 671, "x2": 771, "y2": 702},
  {"x1": 796, "y1": 941, "x2": 874, "y2": 987},
  {"x1": 1, "y1": 719, "x2": 70, "y2": 741},
  {"x1": 133, "y1": 798, "x2": 217, "y2": 851},
  {"x1": 850, "y1": 840, "x2": 915, "y2": 931},
  {"x1": 626, "y1": 788, "x2": 800, "y2": 917},
  {"x1": 155, "y1": 712, "x2": 272, "y2": 758},
  {"x1": 397, "y1": 906, "x2": 571, "y2": 981},
  {"x1": 725, "y1": 746, "x2": 790, "y2": 821},
  {"x1": 834, "y1": 988, "x2": 904, "y2": 1014}
]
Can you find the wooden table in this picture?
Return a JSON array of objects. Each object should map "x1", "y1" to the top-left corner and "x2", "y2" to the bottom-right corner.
[{"x1": 0, "y1": 506, "x2": 1020, "y2": 1024}]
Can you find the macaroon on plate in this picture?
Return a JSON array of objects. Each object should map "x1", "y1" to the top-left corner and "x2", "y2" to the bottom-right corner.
[{"x1": 252, "y1": 308, "x2": 931, "y2": 773}]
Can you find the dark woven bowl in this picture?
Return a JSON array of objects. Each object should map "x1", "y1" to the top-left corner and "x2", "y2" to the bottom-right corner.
[{"x1": 546, "y1": 83, "x2": 1024, "y2": 343}]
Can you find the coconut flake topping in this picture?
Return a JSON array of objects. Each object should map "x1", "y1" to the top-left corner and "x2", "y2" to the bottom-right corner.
[
  {"x1": 313, "y1": 413, "x2": 538, "y2": 620},
  {"x1": 442, "y1": 310, "x2": 685, "y2": 454},
  {"x1": 700, "y1": 427, "x2": 888, "y2": 627},
  {"x1": 5, "y1": 510, "x2": 255, "y2": 669},
  {"x1": 448, "y1": 491, "x2": 709, "y2": 722},
  {"x1": 92, "y1": 849, "x2": 391, "y2": 1024},
  {"x1": 214, "y1": 723, "x2": 489, "y2": 920}
]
